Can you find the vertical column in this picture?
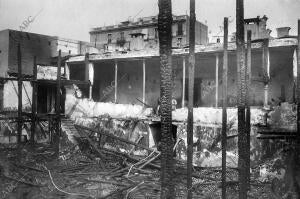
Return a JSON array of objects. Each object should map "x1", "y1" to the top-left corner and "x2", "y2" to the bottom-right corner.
[
  {"x1": 84, "y1": 53, "x2": 93, "y2": 99},
  {"x1": 182, "y1": 57, "x2": 186, "y2": 108},
  {"x1": 221, "y1": 17, "x2": 228, "y2": 199},
  {"x1": 17, "y1": 43, "x2": 22, "y2": 145},
  {"x1": 236, "y1": 0, "x2": 248, "y2": 198},
  {"x1": 142, "y1": 59, "x2": 146, "y2": 105},
  {"x1": 55, "y1": 50, "x2": 62, "y2": 157},
  {"x1": 262, "y1": 39, "x2": 270, "y2": 107},
  {"x1": 65, "y1": 62, "x2": 70, "y2": 80},
  {"x1": 187, "y1": 0, "x2": 195, "y2": 198},
  {"x1": 114, "y1": 60, "x2": 118, "y2": 103},
  {"x1": 293, "y1": 49, "x2": 297, "y2": 102},
  {"x1": 89, "y1": 62, "x2": 94, "y2": 99},
  {"x1": 297, "y1": 20, "x2": 300, "y2": 140},
  {"x1": 215, "y1": 54, "x2": 219, "y2": 107},
  {"x1": 31, "y1": 56, "x2": 37, "y2": 145},
  {"x1": 246, "y1": 30, "x2": 252, "y2": 191}
]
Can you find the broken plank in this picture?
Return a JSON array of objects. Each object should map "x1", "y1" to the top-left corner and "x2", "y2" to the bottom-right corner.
[
  {"x1": 76, "y1": 127, "x2": 106, "y2": 169},
  {"x1": 75, "y1": 124, "x2": 154, "y2": 153}
]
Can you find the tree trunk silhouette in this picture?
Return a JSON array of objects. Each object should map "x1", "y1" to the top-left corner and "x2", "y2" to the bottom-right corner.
[{"x1": 158, "y1": 0, "x2": 174, "y2": 198}]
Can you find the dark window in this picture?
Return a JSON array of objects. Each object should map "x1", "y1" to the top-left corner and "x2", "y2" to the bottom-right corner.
[
  {"x1": 177, "y1": 37, "x2": 182, "y2": 46},
  {"x1": 108, "y1": 34, "x2": 112, "y2": 44},
  {"x1": 177, "y1": 22, "x2": 183, "y2": 36}
]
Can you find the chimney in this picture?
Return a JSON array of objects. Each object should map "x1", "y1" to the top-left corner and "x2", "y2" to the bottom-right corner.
[{"x1": 276, "y1": 27, "x2": 291, "y2": 38}]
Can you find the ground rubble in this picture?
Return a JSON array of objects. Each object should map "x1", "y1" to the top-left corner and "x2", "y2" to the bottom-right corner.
[{"x1": 0, "y1": 122, "x2": 283, "y2": 199}]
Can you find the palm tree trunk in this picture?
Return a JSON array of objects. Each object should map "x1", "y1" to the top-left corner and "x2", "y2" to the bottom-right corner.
[{"x1": 158, "y1": 0, "x2": 174, "y2": 198}]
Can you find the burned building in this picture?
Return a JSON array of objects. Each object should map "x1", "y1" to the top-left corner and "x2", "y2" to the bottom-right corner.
[
  {"x1": 0, "y1": 29, "x2": 95, "y2": 113},
  {"x1": 89, "y1": 15, "x2": 208, "y2": 51},
  {"x1": 66, "y1": 37, "x2": 298, "y2": 110}
]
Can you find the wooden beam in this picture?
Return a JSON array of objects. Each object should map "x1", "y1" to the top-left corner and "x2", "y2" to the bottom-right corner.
[
  {"x1": 114, "y1": 60, "x2": 118, "y2": 103},
  {"x1": 17, "y1": 43, "x2": 22, "y2": 145},
  {"x1": 142, "y1": 59, "x2": 146, "y2": 105},
  {"x1": 236, "y1": 0, "x2": 248, "y2": 198},
  {"x1": 246, "y1": 30, "x2": 252, "y2": 191},
  {"x1": 55, "y1": 50, "x2": 62, "y2": 157},
  {"x1": 297, "y1": 19, "x2": 300, "y2": 141},
  {"x1": 215, "y1": 54, "x2": 219, "y2": 107},
  {"x1": 187, "y1": 0, "x2": 195, "y2": 198},
  {"x1": 182, "y1": 57, "x2": 186, "y2": 108},
  {"x1": 75, "y1": 124, "x2": 154, "y2": 152},
  {"x1": 221, "y1": 17, "x2": 228, "y2": 199},
  {"x1": 31, "y1": 56, "x2": 37, "y2": 145},
  {"x1": 84, "y1": 53, "x2": 89, "y2": 82}
]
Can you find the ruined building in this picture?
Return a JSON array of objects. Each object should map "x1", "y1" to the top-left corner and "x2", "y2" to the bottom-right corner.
[{"x1": 89, "y1": 15, "x2": 208, "y2": 51}]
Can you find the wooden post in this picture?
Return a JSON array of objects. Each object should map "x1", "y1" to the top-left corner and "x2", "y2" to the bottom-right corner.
[
  {"x1": 262, "y1": 39, "x2": 270, "y2": 107},
  {"x1": 84, "y1": 53, "x2": 89, "y2": 82},
  {"x1": 216, "y1": 54, "x2": 219, "y2": 107},
  {"x1": 187, "y1": 0, "x2": 195, "y2": 198},
  {"x1": 246, "y1": 30, "x2": 252, "y2": 191},
  {"x1": 182, "y1": 57, "x2": 186, "y2": 108},
  {"x1": 114, "y1": 60, "x2": 118, "y2": 103},
  {"x1": 31, "y1": 56, "x2": 37, "y2": 145},
  {"x1": 221, "y1": 17, "x2": 228, "y2": 199},
  {"x1": 142, "y1": 59, "x2": 146, "y2": 105},
  {"x1": 236, "y1": 0, "x2": 248, "y2": 198},
  {"x1": 55, "y1": 50, "x2": 62, "y2": 157},
  {"x1": 297, "y1": 20, "x2": 300, "y2": 143},
  {"x1": 17, "y1": 43, "x2": 22, "y2": 145}
]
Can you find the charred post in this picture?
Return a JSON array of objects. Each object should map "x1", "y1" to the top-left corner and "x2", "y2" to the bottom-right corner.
[
  {"x1": 297, "y1": 20, "x2": 300, "y2": 157},
  {"x1": 30, "y1": 56, "x2": 37, "y2": 145},
  {"x1": 182, "y1": 57, "x2": 186, "y2": 108},
  {"x1": 236, "y1": 0, "x2": 248, "y2": 198},
  {"x1": 187, "y1": 0, "x2": 196, "y2": 198},
  {"x1": 55, "y1": 50, "x2": 62, "y2": 157},
  {"x1": 222, "y1": 17, "x2": 228, "y2": 199},
  {"x1": 246, "y1": 30, "x2": 252, "y2": 190},
  {"x1": 157, "y1": 0, "x2": 174, "y2": 198},
  {"x1": 17, "y1": 43, "x2": 22, "y2": 145}
]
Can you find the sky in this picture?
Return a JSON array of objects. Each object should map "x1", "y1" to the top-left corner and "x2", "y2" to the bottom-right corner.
[{"x1": 0, "y1": 0, "x2": 300, "y2": 42}]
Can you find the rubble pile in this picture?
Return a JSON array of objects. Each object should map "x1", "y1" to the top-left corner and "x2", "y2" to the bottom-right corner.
[{"x1": 0, "y1": 123, "x2": 276, "y2": 199}]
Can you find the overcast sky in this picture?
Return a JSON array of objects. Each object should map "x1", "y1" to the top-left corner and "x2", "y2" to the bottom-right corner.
[{"x1": 0, "y1": 0, "x2": 299, "y2": 42}]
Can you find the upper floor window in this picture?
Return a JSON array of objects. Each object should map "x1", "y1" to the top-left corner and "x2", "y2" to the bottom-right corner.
[
  {"x1": 177, "y1": 22, "x2": 183, "y2": 36},
  {"x1": 108, "y1": 34, "x2": 112, "y2": 44}
]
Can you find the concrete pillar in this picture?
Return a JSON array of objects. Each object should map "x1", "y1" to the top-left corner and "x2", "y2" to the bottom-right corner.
[
  {"x1": 142, "y1": 59, "x2": 146, "y2": 105},
  {"x1": 262, "y1": 40, "x2": 270, "y2": 107},
  {"x1": 65, "y1": 62, "x2": 70, "y2": 80},
  {"x1": 114, "y1": 60, "x2": 118, "y2": 103},
  {"x1": 89, "y1": 62, "x2": 94, "y2": 99},
  {"x1": 182, "y1": 57, "x2": 186, "y2": 108},
  {"x1": 293, "y1": 49, "x2": 297, "y2": 102},
  {"x1": 215, "y1": 54, "x2": 219, "y2": 107}
]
